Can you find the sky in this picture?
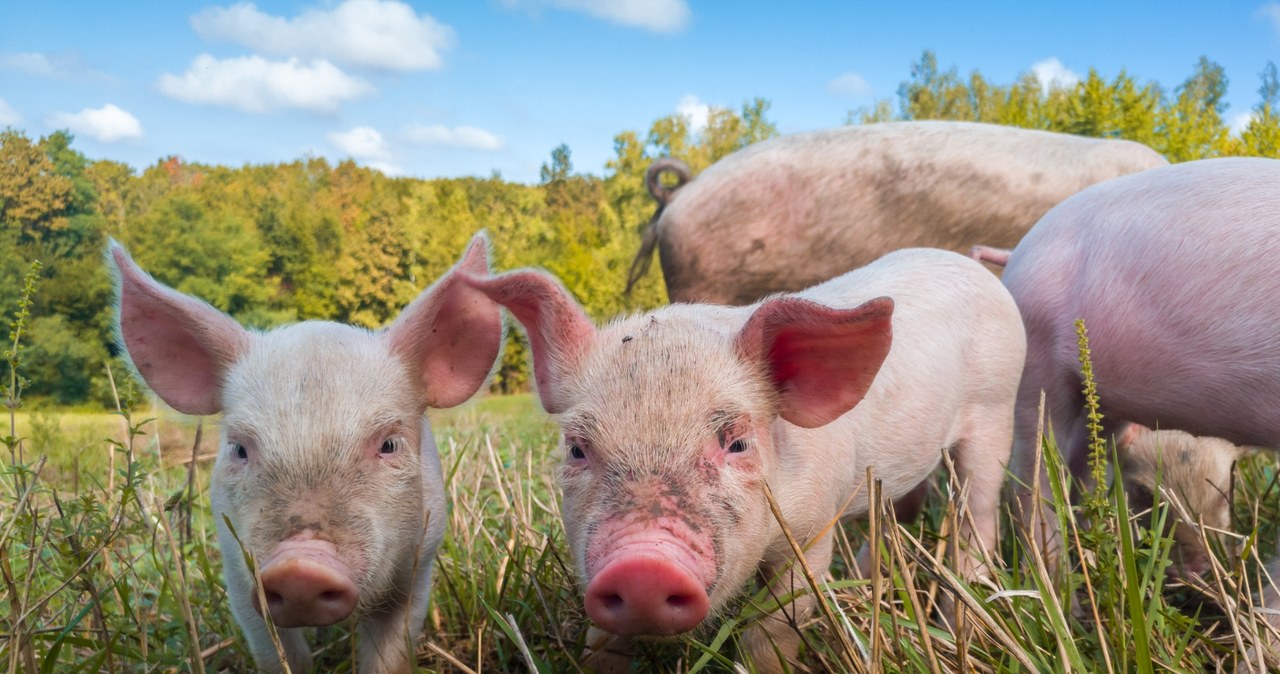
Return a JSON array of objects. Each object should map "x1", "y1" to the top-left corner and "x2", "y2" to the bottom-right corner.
[{"x1": 2, "y1": 1, "x2": 1279, "y2": 184}]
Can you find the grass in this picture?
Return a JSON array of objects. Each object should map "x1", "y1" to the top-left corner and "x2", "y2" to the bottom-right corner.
[
  {"x1": 5, "y1": 329, "x2": 1280, "y2": 670},
  {"x1": 5, "y1": 390, "x2": 1280, "y2": 673}
]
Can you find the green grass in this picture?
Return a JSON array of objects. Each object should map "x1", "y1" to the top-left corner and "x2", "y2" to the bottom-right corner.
[{"x1": 5, "y1": 387, "x2": 1280, "y2": 673}]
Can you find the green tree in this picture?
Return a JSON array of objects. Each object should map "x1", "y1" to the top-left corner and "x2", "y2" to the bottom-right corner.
[
  {"x1": 1158, "y1": 56, "x2": 1230, "y2": 161},
  {"x1": 540, "y1": 143, "x2": 573, "y2": 184},
  {"x1": 0, "y1": 130, "x2": 73, "y2": 244},
  {"x1": 898, "y1": 50, "x2": 975, "y2": 121},
  {"x1": 1233, "y1": 61, "x2": 1280, "y2": 158}
]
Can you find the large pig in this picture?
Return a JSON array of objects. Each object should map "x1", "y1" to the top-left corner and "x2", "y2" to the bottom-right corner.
[
  {"x1": 970, "y1": 244, "x2": 1249, "y2": 578},
  {"x1": 465, "y1": 248, "x2": 1025, "y2": 672},
  {"x1": 995, "y1": 158, "x2": 1280, "y2": 565},
  {"x1": 109, "y1": 236, "x2": 503, "y2": 673},
  {"x1": 627, "y1": 120, "x2": 1167, "y2": 305}
]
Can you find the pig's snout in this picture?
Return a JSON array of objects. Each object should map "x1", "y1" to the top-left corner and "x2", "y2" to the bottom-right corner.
[
  {"x1": 253, "y1": 539, "x2": 358, "y2": 628},
  {"x1": 586, "y1": 553, "x2": 710, "y2": 636},
  {"x1": 584, "y1": 519, "x2": 717, "y2": 637}
]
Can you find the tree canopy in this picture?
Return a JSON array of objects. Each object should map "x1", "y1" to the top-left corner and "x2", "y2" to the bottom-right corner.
[{"x1": 2, "y1": 55, "x2": 1277, "y2": 405}]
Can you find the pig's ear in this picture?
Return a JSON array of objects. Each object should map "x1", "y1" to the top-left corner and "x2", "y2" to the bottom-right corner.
[
  {"x1": 109, "y1": 240, "x2": 251, "y2": 415},
  {"x1": 459, "y1": 270, "x2": 595, "y2": 414},
  {"x1": 1116, "y1": 423, "x2": 1148, "y2": 450},
  {"x1": 387, "y1": 234, "x2": 504, "y2": 409},
  {"x1": 736, "y1": 296, "x2": 893, "y2": 429}
]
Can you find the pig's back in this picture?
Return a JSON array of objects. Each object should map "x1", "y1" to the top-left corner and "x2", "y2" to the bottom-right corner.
[
  {"x1": 791, "y1": 248, "x2": 1026, "y2": 503},
  {"x1": 1004, "y1": 157, "x2": 1280, "y2": 446},
  {"x1": 660, "y1": 122, "x2": 1166, "y2": 305}
]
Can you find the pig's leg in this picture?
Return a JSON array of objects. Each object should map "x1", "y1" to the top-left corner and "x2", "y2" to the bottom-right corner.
[
  {"x1": 1242, "y1": 557, "x2": 1280, "y2": 672},
  {"x1": 582, "y1": 628, "x2": 636, "y2": 674},
  {"x1": 355, "y1": 557, "x2": 436, "y2": 674},
  {"x1": 1009, "y1": 352, "x2": 1085, "y2": 565},
  {"x1": 742, "y1": 535, "x2": 836, "y2": 674},
  {"x1": 853, "y1": 481, "x2": 930, "y2": 577},
  {"x1": 950, "y1": 402, "x2": 1015, "y2": 579},
  {"x1": 225, "y1": 567, "x2": 312, "y2": 673}
]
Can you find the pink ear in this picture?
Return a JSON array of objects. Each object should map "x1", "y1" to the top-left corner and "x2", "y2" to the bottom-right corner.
[
  {"x1": 109, "y1": 240, "x2": 251, "y2": 415},
  {"x1": 459, "y1": 270, "x2": 595, "y2": 414},
  {"x1": 1115, "y1": 422, "x2": 1148, "y2": 450},
  {"x1": 387, "y1": 234, "x2": 505, "y2": 409},
  {"x1": 735, "y1": 296, "x2": 894, "y2": 429}
]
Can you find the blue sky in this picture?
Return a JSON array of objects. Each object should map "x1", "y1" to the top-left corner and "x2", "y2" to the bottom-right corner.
[{"x1": 2, "y1": 1, "x2": 1278, "y2": 183}]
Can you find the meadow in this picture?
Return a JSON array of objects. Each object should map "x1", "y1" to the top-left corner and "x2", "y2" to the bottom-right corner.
[
  {"x1": 6, "y1": 368, "x2": 1280, "y2": 673},
  {"x1": 4, "y1": 51, "x2": 1280, "y2": 673}
]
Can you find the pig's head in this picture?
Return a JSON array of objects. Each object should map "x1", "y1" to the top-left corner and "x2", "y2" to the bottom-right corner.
[
  {"x1": 110, "y1": 236, "x2": 502, "y2": 628},
  {"x1": 463, "y1": 269, "x2": 892, "y2": 637},
  {"x1": 1117, "y1": 424, "x2": 1247, "y2": 579}
]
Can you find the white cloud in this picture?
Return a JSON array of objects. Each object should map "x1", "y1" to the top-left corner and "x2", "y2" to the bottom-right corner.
[
  {"x1": 158, "y1": 54, "x2": 373, "y2": 113},
  {"x1": 1230, "y1": 111, "x2": 1256, "y2": 135},
  {"x1": 46, "y1": 104, "x2": 143, "y2": 142},
  {"x1": 827, "y1": 72, "x2": 873, "y2": 97},
  {"x1": 0, "y1": 52, "x2": 109, "y2": 81},
  {"x1": 0, "y1": 98, "x2": 21, "y2": 126},
  {"x1": 329, "y1": 126, "x2": 402, "y2": 175},
  {"x1": 1261, "y1": 2, "x2": 1280, "y2": 34},
  {"x1": 405, "y1": 124, "x2": 504, "y2": 151},
  {"x1": 1031, "y1": 58, "x2": 1080, "y2": 93},
  {"x1": 509, "y1": 0, "x2": 690, "y2": 33},
  {"x1": 676, "y1": 94, "x2": 710, "y2": 133},
  {"x1": 0, "y1": 52, "x2": 60, "y2": 77},
  {"x1": 330, "y1": 126, "x2": 390, "y2": 160},
  {"x1": 191, "y1": 0, "x2": 454, "y2": 71},
  {"x1": 364, "y1": 161, "x2": 403, "y2": 176}
]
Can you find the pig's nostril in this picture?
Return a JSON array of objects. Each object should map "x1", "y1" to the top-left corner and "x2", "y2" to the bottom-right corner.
[
  {"x1": 320, "y1": 590, "x2": 345, "y2": 603},
  {"x1": 667, "y1": 593, "x2": 694, "y2": 608},
  {"x1": 265, "y1": 591, "x2": 285, "y2": 610},
  {"x1": 585, "y1": 555, "x2": 710, "y2": 636}
]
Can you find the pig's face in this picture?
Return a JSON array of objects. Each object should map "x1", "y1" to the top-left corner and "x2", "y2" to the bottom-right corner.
[
  {"x1": 460, "y1": 269, "x2": 893, "y2": 639},
  {"x1": 211, "y1": 323, "x2": 429, "y2": 625},
  {"x1": 1118, "y1": 426, "x2": 1246, "y2": 578},
  {"x1": 111, "y1": 235, "x2": 502, "y2": 635},
  {"x1": 556, "y1": 313, "x2": 781, "y2": 631}
]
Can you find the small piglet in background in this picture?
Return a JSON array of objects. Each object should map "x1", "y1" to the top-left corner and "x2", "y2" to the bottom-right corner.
[
  {"x1": 1117, "y1": 425, "x2": 1248, "y2": 579},
  {"x1": 464, "y1": 248, "x2": 1025, "y2": 673},
  {"x1": 110, "y1": 235, "x2": 503, "y2": 674}
]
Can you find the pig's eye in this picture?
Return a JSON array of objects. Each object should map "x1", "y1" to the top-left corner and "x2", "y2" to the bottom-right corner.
[
  {"x1": 565, "y1": 437, "x2": 589, "y2": 461},
  {"x1": 728, "y1": 439, "x2": 747, "y2": 453},
  {"x1": 379, "y1": 439, "x2": 399, "y2": 455},
  {"x1": 230, "y1": 443, "x2": 248, "y2": 461}
]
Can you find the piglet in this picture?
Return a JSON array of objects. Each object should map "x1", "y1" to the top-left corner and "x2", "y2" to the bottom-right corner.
[
  {"x1": 1117, "y1": 425, "x2": 1247, "y2": 579},
  {"x1": 463, "y1": 248, "x2": 1025, "y2": 672},
  {"x1": 110, "y1": 235, "x2": 503, "y2": 674}
]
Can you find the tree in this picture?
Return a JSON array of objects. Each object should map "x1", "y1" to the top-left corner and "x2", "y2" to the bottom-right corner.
[
  {"x1": 1233, "y1": 61, "x2": 1280, "y2": 158},
  {"x1": 898, "y1": 50, "x2": 974, "y2": 121},
  {"x1": 1157, "y1": 57, "x2": 1230, "y2": 161},
  {"x1": 540, "y1": 143, "x2": 573, "y2": 184},
  {"x1": 0, "y1": 130, "x2": 73, "y2": 244}
]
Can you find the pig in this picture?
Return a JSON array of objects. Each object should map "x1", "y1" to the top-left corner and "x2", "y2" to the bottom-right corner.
[
  {"x1": 969, "y1": 243, "x2": 1249, "y2": 577},
  {"x1": 995, "y1": 157, "x2": 1280, "y2": 568},
  {"x1": 1116, "y1": 425, "x2": 1247, "y2": 579},
  {"x1": 109, "y1": 235, "x2": 503, "y2": 674},
  {"x1": 626, "y1": 120, "x2": 1168, "y2": 305},
  {"x1": 464, "y1": 248, "x2": 1026, "y2": 672}
]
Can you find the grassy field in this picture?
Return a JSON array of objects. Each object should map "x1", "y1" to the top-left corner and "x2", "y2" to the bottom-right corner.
[{"x1": 5, "y1": 385, "x2": 1280, "y2": 673}]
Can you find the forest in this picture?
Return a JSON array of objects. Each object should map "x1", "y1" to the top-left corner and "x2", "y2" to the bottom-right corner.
[{"x1": 4, "y1": 51, "x2": 1279, "y2": 407}]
